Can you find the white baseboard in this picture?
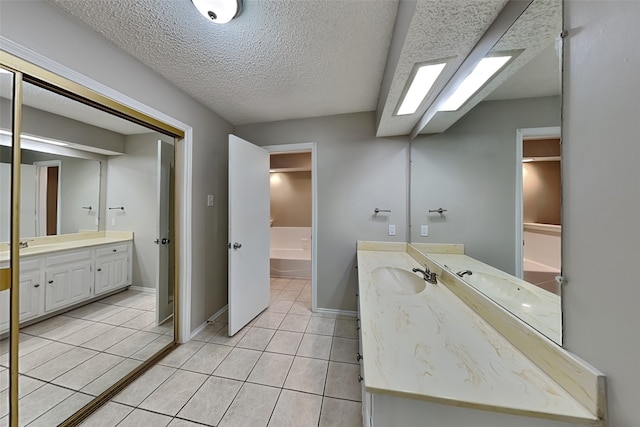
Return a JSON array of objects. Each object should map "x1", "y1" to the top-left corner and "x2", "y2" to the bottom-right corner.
[
  {"x1": 313, "y1": 307, "x2": 358, "y2": 318},
  {"x1": 128, "y1": 286, "x2": 156, "y2": 294},
  {"x1": 189, "y1": 305, "x2": 229, "y2": 341}
]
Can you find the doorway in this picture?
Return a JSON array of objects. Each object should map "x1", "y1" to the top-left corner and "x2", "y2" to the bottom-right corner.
[
  {"x1": 516, "y1": 127, "x2": 562, "y2": 295},
  {"x1": 34, "y1": 160, "x2": 61, "y2": 236},
  {"x1": 264, "y1": 143, "x2": 318, "y2": 311}
]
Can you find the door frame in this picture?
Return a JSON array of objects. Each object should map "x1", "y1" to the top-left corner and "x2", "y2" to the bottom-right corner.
[
  {"x1": 263, "y1": 143, "x2": 318, "y2": 312},
  {"x1": 515, "y1": 126, "x2": 561, "y2": 278},
  {"x1": 33, "y1": 160, "x2": 62, "y2": 236},
  {"x1": 0, "y1": 37, "x2": 194, "y2": 343}
]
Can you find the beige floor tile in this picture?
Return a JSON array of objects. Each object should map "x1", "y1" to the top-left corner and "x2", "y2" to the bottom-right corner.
[
  {"x1": 28, "y1": 392, "x2": 93, "y2": 427},
  {"x1": 254, "y1": 311, "x2": 286, "y2": 329},
  {"x1": 27, "y1": 347, "x2": 97, "y2": 381},
  {"x1": 279, "y1": 314, "x2": 310, "y2": 333},
  {"x1": 297, "y1": 334, "x2": 333, "y2": 360},
  {"x1": 59, "y1": 322, "x2": 116, "y2": 346},
  {"x1": 283, "y1": 280, "x2": 307, "y2": 292},
  {"x1": 213, "y1": 347, "x2": 261, "y2": 380},
  {"x1": 265, "y1": 330, "x2": 303, "y2": 355},
  {"x1": 118, "y1": 408, "x2": 172, "y2": 426},
  {"x1": 139, "y1": 369, "x2": 207, "y2": 416},
  {"x1": 218, "y1": 382, "x2": 280, "y2": 427},
  {"x1": 334, "y1": 318, "x2": 358, "y2": 338},
  {"x1": 79, "y1": 401, "x2": 133, "y2": 426},
  {"x1": 113, "y1": 364, "x2": 176, "y2": 406},
  {"x1": 270, "y1": 278, "x2": 290, "y2": 290},
  {"x1": 209, "y1": 324, "x2": 249, "y2": 346},
  {"x1": 306, "y1": 317, "x2": 335, "y2": 336},
  {"x1": 104, "y1": 330, "x2": 161, "y2": 357},
  {"x1": 296, "y1": 291, "x2": 312, "y2": 303},
  {"x1": 168, "y1": 419, "x2": 202, "y2": 427},
  {"x1": 81, "y1": 358, "x2": 142, "y2": 396},
  {"x1": 21, "y1": 315, "x2": 74, "y2": 336},
  {"x1": 0, "y1": 369, "x2": 6, "y2": 393},
  {"x1": 144, "y1": 319, "x2": 174, "y2": 335},
  {"x1": 53, "y1": 353, "x2": 125, "y2": 390},
  {"x1": 73, "y1": 303, "x2": 127, "y2": 323},
  {"x1": 17, "y1": 383, "x2": 74, "y2": 425},
  {"x1": 120, "y1": 311, "x2": 157, "y2": 330},
  {"x1": 39, "y1": 318, "x2": 96, "y2": 341},
  {"x1": 158, "y1": 340, "x2": 205, "y2": 368},
  {"x1": 100, "y1": 307, "x2": 148, "y2": 326},
  {"x1": 181, "y1": 343, "x2": 232, "y2": 374},
  {"x1": 276, "y1": 290, "x2": 300, "y2": 301},
  {"x1": 330, "y1": 337, "x2": 359, "y2": 364},
  {"x1": 81, "y1": 326, "x2": 136, "y2": 352},
  {"x1": 236, "y1": 327, "x2": 275, "y2": 351},
  {"x1": 191, "y1": 321, "x2": 227, "y2": 341},
  {"x1": 324, "y1": 362, "x2": 361, "y2": 401},
  {"x1": 0, "y1": 336, "x2": 51, "y2": 367},
  {"x1": 288, "y1": 301, "x2": 312, "y2": 316},
  {"x1": 19, "y1": 341, "x2": 74, "y2": 372},
  {"x1": 268, "y1": 299, "x2": 294, "y2": 314},
  {"x1": 0, "y1": 377, "x2": 46, "y2": 417},
  {"x1": 283, "y1": 356, "x2": 328, "y2": 395},
  {"x1": 268, "y1": 389, "x2": 322, "y2": 427},
  {"x1": 247, "y1": 352, "x2": 294, "y2": 388},
  {"x1": 177, "y1": 376, "x2": 242, "y2": 425},
  {"x1": 130, "y1": 334, "x2": 174, "y2": 361},
  {"x1": 319, "y1": 397, "x2": 363, "y2": 427}
]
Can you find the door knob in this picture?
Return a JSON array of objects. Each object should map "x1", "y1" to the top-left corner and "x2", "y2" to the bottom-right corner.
[
  {"x1": 154, "y1": 239, "x2": 160, "y2": 244},
  {"x1": 34, "y1": 284, "x2": 40, "y2": 288},
  {"x1": 233, "y1": 242, "x2": 242, "y2": 249},
  {"x1": 161, "y1": 238, "x2": 171, "y2": 245}
]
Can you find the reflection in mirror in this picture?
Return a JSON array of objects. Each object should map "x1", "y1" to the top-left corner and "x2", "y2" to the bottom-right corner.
[
  {"x1": 0, "y1": 69, "x2": 175, "y2": 425},
  {"x1": 410, "y1": 0, "x2": 562, "y2": 344}
]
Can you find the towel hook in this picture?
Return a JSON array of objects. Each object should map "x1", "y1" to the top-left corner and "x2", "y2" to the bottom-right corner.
[
  {"x1": 428, "y1": 208, "x2": 447, "y2": 215},
  {"x1": 374, "y1": 208, "x2": 391, "y2": 215},
  {"x1": 109, "y1": 206, "x2": 125, "y2": 211}
]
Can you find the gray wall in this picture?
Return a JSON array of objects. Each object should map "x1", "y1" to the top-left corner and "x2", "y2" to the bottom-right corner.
[
  {"x1": 411, "y1": 97, "x2": 561, "y2": 274},
  {"x1": 237, "y1": 112, "x2": 409, "y2": 311},
  {"x1": 564, "y1": 1, "x2": 640, "y2": 425},
  {"x1": 105, "y1": 133, "x2": 162, "y2": 289},
  {"x1": 0, "y1": 0, "x2": 234, "y2": 334},
  {"x1": 270, "y1": 171, "x2": 312, "y2": 227}
]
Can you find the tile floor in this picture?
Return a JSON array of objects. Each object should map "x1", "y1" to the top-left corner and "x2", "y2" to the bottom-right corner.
[
  {"x1": 0, "y1": 289, "x2": 172, "y2": 426},
  {"x1": 79, "y1": 277, "x2": 363, "y2": 427}
]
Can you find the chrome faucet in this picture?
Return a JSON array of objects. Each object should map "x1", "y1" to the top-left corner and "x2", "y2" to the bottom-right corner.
[
  {"x1": 456, "y1": 270, "x2": 473, "y2": 277},
  {"x1": 412, "y1": 265, "x2": 437, "y2": 284},
  {"x1": 9, "y1": 240, "x2": 33, "y2": 249}
]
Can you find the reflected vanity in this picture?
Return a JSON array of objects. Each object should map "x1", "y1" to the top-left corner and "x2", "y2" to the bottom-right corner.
[{"x1": 410, "y1": 0, "x2": 563, "y2": 345}]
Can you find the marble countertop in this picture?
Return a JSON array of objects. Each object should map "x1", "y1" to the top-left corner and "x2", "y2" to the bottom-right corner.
[
  {"x1": 425, "y1": 252, "x2": 561, "y2": 342},
  {"x1": 357, "y1": 246, "x2": 597, "y2": 424},
  {"x1": 0, "y1": 231, "x2": 133, "y2": 263}
]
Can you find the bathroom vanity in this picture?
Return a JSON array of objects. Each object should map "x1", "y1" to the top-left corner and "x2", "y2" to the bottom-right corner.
[
  {"x1": 356, "y1": 241, "x2": 605, "y2": 427},
  {"x1": 0, "y1": 231, "x2": 133, "y2": 334}
]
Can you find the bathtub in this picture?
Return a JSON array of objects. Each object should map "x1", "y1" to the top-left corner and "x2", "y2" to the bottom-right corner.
[
  {"x1": 270, "y1": 227, "x2": 311, "y2": 279},
  {"x1": 523, "y1": 223, "x2": 561, "y2": 295}
]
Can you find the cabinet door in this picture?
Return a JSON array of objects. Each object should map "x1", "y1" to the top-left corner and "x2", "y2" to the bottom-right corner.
[
  {"x1": 0, "y1": 289, "x2": 8, "y2": 332},
  {"x1": 19, "y1": 271, "x2": 43, "y2": 322},
  {"x1": 95, "y1": 255, "x2": 128, "y2": 296},
  {"x1": 45, "y1": 263, "x2": 92, "y2": 312}
]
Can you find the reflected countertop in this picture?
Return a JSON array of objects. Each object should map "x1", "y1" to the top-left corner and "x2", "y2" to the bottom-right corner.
[
  {"x1": 0, "y1": 231, "x2": 133, "y2": 263},
  {"x1": 357, "y1": 242, "x2": 597, "y2": 424}
]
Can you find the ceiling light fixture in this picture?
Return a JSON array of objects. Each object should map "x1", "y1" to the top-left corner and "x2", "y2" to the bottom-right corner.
[
  {"x1": 439, "y1": 56, "x2": 511, "y2": 112},
  {"x1": 396, "y1": 63, "x2": 447, "y2": 116},
  {"x1": 192, "y1": 0, "x2": 243, "y2": 24}
]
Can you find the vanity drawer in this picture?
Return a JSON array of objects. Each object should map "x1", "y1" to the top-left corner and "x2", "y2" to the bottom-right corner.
[
  {"x1": 96, "y1": 244, "x2": 129, "y2": 258},
  {"x1": 21, "y1": 258, "x2": 42, "y2": 272},
  {"x1": 45, "y1": 249, "x2": 92, "y2": 267}
]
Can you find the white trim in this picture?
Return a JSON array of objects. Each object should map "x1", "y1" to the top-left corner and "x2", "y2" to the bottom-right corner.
[
  {"x1": 263, "y1": 143, "x2": 318, "y2": 312},
  {"x1": 313, "y1": 308, "x2": 357, "y2": 318},
  {"x1": 128, "y1": 286, "x2": 156, "y2": 294},
  {"x1": 1, "y1": 36, "x2": 194, "y2": 344},
  {"x1": 515, "y1": 126, "x2": 561, "y2": 278},
  {"x1": 190, "y1": 304, "x2": 227, "y2": 340}
]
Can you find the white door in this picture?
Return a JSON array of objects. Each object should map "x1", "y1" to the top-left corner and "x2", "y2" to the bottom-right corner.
[
  {"x1": 156, "y1": 140, "x2": 174, "y2": 324},
  {"x1": 228, "y1": 135, "x2": 270, "y2": 336}
]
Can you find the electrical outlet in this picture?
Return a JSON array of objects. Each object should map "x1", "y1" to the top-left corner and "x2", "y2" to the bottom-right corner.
[
  {"x1": 388, "y1": 224, "x2": 396, "y2": 236},
  {"x1": 421, "y1": 224, "x2": 429, "y2": 237},
  {"x1": 207, "y1": 194, "x2": 214, "y2": 207},
  {"x1": 111, "y1": 218, "x2": 116, "y2": 226}
]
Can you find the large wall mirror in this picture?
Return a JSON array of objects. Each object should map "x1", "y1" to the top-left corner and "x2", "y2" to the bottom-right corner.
[
  {"x1": 1, "y1": 58, "x2": 179, "y2": 425},
  {"x1": 410, "y1": 0, "x2": 563, "y2": 344}
]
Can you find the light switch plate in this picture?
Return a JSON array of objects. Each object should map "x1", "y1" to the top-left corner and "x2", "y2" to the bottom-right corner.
[
  {"x1": 421, "y1": 225, "x2": 429, "y2": 237},
  {"x1": 111, "y1": 218, "x2": 116, "y2": 226},
  {"x1": 388, "y1": 224, "x2": 396, "y2": 236},
  {"x1": 207, "y1": 194, "x2": 214, "y2": 207}
]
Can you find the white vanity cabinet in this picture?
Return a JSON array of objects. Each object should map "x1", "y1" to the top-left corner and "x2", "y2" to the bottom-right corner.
[
  {"x1": 0, "y1": 258, "x2": 44, "y2": 331},
  {"x1": 94, "y1": 243, "x2": 130, "y2": 296},
  {"x1": 0, "y1": 238, "x2": 132, "y2": 333}
]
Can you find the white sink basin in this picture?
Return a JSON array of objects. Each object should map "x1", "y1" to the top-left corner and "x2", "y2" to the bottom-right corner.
[
  {"x1": 371, "y1": 267, "x2": 426, "y2": 295},
  {"x1": 464, "y1": 272, "x2": 541, "y2": 305}
]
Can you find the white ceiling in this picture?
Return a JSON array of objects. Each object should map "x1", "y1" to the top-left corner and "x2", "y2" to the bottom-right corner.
[{"x1": 20, "y1": 0, "x2": 560, "y2": 137}]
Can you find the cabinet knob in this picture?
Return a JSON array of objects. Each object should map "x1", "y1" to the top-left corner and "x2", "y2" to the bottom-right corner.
[
  {"x1": 112, "y1": 249, "x2": 117, "y2": 252},
  {"x1": 48, "y1": 280, "x2": 54, "y2": 284},
  {"x1": 34, "y1": 284, "x2": 40, "y2": 288},
  {"x1": 97, "y1": 268, "x2": 102, "y2": 272},
  {"x1": 356, "y1": 352, "x2": 362, "y2": 361}
]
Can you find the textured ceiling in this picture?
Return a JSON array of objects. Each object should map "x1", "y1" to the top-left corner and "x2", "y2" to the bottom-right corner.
[{"x1": 48, "y1": 0, "x2": 399, "y2": 126}]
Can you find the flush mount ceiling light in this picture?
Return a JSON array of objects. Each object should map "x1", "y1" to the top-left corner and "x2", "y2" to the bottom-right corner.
[
  {"x1": 192, "y1": 0, "x2": 243, "y2": 24},
  {"x1": 396, "y1": 62, "x2": 447, "y2": 116},
  {"x1": 439, "y1": 56, "x2": 511, "y2": 112}
]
